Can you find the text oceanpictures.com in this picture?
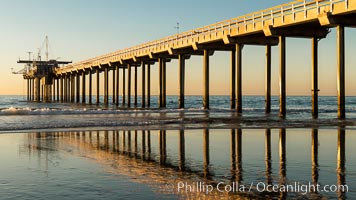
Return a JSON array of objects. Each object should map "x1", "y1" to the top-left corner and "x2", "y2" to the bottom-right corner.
[{"x1": 175, "y1": 182, "x2": 349, "y2": 195}]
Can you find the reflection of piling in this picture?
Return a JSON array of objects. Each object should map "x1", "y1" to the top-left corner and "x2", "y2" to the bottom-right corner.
[
  {"x1": 141, "y1": 131, "x2": 146, "y2": 159},
  {"x1": 122, "y1": 131, "x2": 126, "y2": 153},
  {"x1": 104, "y1": 131, "x2": 109, "y2": 151},
  {"x1": 279, "y1": 129, "x2": 286, "y2": 185},
  {"x1": 112, "y1": 131, "x2": 116, "y2": 152},
  {"x1": 134, "y1": 130, "x2": 138, "y2": 157},
  {"x1": 116, "y1": 131, "x2": 120, "y2": 153},
  {"x1": 236, "y1": 129, "x2": 242, "y2": 183},
  {"x1": 82, "y1": 132, "x2": 85, "y2": 142},
  {"x1": 179, "y1": 130, "x2": 185, "y2": 171},
  {"x1": 311, "y1": 129, "x2": 319, "y2": 187},
  {"x1": 147, "y1": 131, "x2": 151, "y2": 159},
  {"x1": 89, "y1": 131, "x2": 92, "y2": 145},
  {"x1": 279, "y1": 128, "x2": 286, "y2": 199},
  {"x1": 96, "y1": 131, "x2": 100, "y2": 149},
  {"x1": 128, "y1": 131, "x2": 131, "y2": 155},
  {"x1": 265, "y1": 129, "x2": 272, "y2": 185},
  {"x1": 230, "y1": 129, "x2": 236, "y2": 182},
  {"x1": 337, "y1": 127, "x2": 346, "y2": 199},
  {"x1": 159, "y1": 130, "x2": 167, "y2": 164},
  {"x1": 203, "y1": 129, "x2": 210, "y2": 178}
]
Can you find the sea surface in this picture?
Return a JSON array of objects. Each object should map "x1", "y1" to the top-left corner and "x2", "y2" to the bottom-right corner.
[
  {"x1": 1, "y1": 95, "x2": 356, "y2": 131},
  {"x1": 0, "y1": 95, "x2": 356, "y2": 199}
]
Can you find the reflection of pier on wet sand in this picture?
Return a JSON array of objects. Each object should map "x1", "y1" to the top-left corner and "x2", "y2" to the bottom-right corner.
[{"x1": 25, "y1": 128, "x2": 347, "y2": 199}]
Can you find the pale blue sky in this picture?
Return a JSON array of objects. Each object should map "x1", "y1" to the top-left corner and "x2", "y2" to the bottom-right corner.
[{"x1": 1, "y1": 0, "x2": 356, "y2": 96}]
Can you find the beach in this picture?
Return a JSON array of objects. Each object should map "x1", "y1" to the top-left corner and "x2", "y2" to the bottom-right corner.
[{"x1": 0, "y1": 95, "x2": 355, "y2": 199}]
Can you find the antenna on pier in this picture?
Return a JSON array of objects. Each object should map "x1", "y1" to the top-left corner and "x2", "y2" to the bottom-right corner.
[
  {"x1": 26, "y1": 51, "x2": 32, "y2": 72},
  {"x1": 45, "y1": 35, "x2": 49, "y2": 61},
  {"x1": 174, "y1": 22, "x2": 180, "y2": 34},
  {"x1": 27, "y1": 51, "x2": 32, "y2": 61}
]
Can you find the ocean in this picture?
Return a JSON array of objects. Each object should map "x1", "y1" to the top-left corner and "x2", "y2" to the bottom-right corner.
[
  {"x1": 0, "y1": 95, "x2": 355, "y2": 199},
  {"x1": 1, "y1": 95, "x2": 356, "y2": 132}
]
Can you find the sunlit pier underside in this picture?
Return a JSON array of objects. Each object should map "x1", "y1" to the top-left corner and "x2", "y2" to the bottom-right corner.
[{"x1": 23, "y1": 0, "x2": 356, "y2": 119}]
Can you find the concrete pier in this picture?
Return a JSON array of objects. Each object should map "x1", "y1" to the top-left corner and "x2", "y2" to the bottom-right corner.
[{"x1": 23, "y1": 0, "x2": 356, "y2": 119}]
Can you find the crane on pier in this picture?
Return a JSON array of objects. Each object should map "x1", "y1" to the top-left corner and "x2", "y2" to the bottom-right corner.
[{"x1": 14, "y1": 36, "x2": 72, "y2": 81}]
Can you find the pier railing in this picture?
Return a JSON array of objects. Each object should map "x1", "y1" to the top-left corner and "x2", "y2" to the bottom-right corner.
[{"x1": 57, "y1": 0, "x2": 347, "y2": 72}]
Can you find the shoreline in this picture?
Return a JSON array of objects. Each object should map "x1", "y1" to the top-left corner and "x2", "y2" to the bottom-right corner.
[{"x1": 0, "y1": 115, "x2": 355, "y2": 134}]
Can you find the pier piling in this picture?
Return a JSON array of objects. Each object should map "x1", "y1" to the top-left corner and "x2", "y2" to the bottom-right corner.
[
  {"x1": 104, "y1": 67, "x2": 109, "y2": 105},
  {"x1": 236, "y1": 44, "x2": 242, "y2": 113},
  {"x1": 122, "y1": 67, "x2": 126, "y2": 106},
  {"x1": 312, "y1": 37, "x2": 319, "y2": 119},
  {"x1": 279, "y1": 36, "x2": 286, "y2": 118},
  {"x1": 115, "y1": 65, "x2": 119, "y2": 106},
  {"x1": 147, "y1": 64, "x2": 151, "y2": 107},
  {"x1": 203, "y1": 50, "x2": 209, "y2": 110},
  {"x1": 128, "y1": 64, "x2": 131, "y2": 107},
  {"x1": 179, "y1": 54, "x2": 185, "y2": 109},
  {"x1": 96, "y1": 69, "x2": 100, "y2": 104},
  {"x1": 231, "y1": 50, "x2": 236, "y2": 109},
  {"x1": 82, "y1": 72, "x2": 86, "y2": 103},
  {"x1": 89, "y1": 71, "x2": 92, "y2": 104},
  {"x1": 265, "y1": 45, "x2": 271, "y2": 114},
  {"x1": 337, "y1": 25, "x2": 345, "y2": 120},
  {"x1": 141, "y1": 62, "x2": 146, "y2": 108}
]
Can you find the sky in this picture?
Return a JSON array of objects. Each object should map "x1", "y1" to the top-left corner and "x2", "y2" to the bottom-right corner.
[{"x1": 1, "y1": 0, "x2": 356, "y2": 96}]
